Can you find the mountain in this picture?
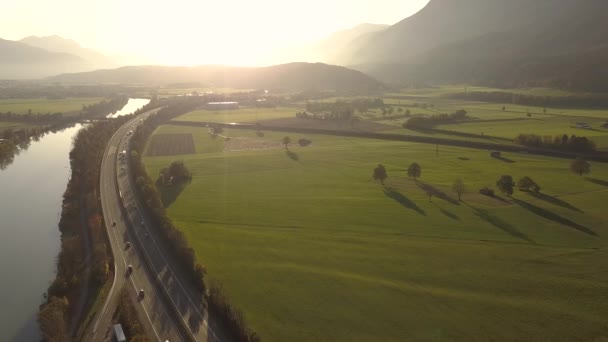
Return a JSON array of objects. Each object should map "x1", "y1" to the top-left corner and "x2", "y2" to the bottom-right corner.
[
  {"x1": 0, "y1": 38, "x2": 90, "y2": 79},
  {"x1": 48, "y1": 63, "x2": 385, "y2": 93},
  {"x1": 313, "y1": 24, "x2": 388, "y2": 63},
  {"x1": 341, "y1": 0, "x2": 608, "y2": 90},
  {"x1": 20, "y1": 35, "x2": 118, "y2": 69}
]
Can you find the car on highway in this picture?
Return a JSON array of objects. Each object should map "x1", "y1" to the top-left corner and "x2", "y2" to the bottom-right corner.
[
  {"x1": 125, "y1": 241, "x2": 131, "y2": 249},
  {"x1": 126, "y1": 264, "x2": 133, "y2": 276},
  {"x1": 139, "y1": 289, "x2": 145, "y2": 299},
  {"x1": 112, "y1": 221, "x2": 116, "y2": 227}
]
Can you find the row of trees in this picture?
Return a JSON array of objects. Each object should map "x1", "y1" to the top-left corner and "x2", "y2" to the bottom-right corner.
[
  {"x1": 80, "y1": 95, "x2": 129, "y2": 118},
  {"x1": 403, "y1": 110, "x2": 469, "y2": 129},
  {"x1": 448, "y1": 91, "x2": 608, "y2": 109},
  {"x1": 373, "y1": 158, "x2": 591, "y2": 200},
  {"x1": 373, "y1": 162, "x2": 422, "y2": 185},
  {"x1": 514, "y1": 133, "x2": 597, "y2": 153},
  {"x1": 373, "y1": 163, "x2": 467, "y2": 200},
  {"x1": 38, "y1": 115, "x2": 133, "y2": 341},
  {"x1": 129, "y1": 99, "x2": 259, "y2": 341}
]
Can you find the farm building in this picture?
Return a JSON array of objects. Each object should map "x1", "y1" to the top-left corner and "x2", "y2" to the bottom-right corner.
[
  {"x1": 575, "y1": 122, "x2": 592, "y2": 129},
  {"x1": 206, "y1": 102, "x2": 239, "y2": 110}
]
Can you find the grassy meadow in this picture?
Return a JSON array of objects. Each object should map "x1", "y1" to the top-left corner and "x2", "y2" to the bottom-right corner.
[
  {"x1": 173, "y1": 106, "x2": 299, "y2": 124},
  {"x1": 0, "y1": 97, "x2": 104, "y2": 115},
  {"x1": 144, "y1": 124, "x2": 608, "y2": 342}
]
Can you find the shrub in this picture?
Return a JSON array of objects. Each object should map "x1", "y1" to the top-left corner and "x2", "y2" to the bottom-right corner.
[
  {"x1": 479, "y1": 187, "x2": 495, "y2": 197},
  {"x1": 298, "y1": 138, "x2": 312, "y2": 147}
]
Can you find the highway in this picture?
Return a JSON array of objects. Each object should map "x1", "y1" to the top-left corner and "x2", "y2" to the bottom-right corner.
[{"x1": 88, "y1": 109, "x2": 222, "y2": 342}]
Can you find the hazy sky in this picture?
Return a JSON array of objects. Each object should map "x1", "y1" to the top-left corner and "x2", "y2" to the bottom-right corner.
[{"x1": 4, "y1": 0, "x2": 429, "y2": 65}]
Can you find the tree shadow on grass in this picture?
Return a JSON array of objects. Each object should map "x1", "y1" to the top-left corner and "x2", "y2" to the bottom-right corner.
[
  {"x1": 512, "y1": 198, "x2": 597, "y2": 237},
  {"x1": 492, "y1": 155, "x2": 516, "y2": 163},
  {"x1": 467, "y1": 204, "x2": 534, "y2": 243},
  {"x1": 585, "y1": 177, "x2": 608, "y2": 187},
  {"x1": 286, "y1": 150, "x2": 299, "y2": 161},
  {"x1": 384, "y1": 187, "x2": 426, "y2": 215},
  {"x1": 157, "y1": 182, "x2": 189, "y2": 208},
  {"x1": 434, "y1": 203, "x2": 460, "y2": 221},
  {"x1": 417, "y1": 182, "x2": 460, "y2": 206},
  {"x1": 529, "y1": 192, "x2": 583, "y2": 213}
]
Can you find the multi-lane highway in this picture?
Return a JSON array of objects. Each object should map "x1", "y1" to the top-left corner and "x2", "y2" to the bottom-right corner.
[{"x1": 88, "y1": 110, "x2": 222, "y2": 342}]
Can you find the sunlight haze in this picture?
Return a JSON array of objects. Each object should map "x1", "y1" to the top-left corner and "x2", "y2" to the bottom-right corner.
[{"x1": 3, "y1": 0, "x2": 430, "y2": 66}]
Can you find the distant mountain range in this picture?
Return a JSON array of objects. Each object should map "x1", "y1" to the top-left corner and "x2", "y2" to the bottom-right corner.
[
  {"x1": 0, "y1": 38, "x2": 89, "y2": 79},
  {"x1": 0, "y1": 36, "x2": 144, "y2": 79},
  {"x1": 324, "y1": 0, "x2": 608, "y2": 91},
  {"x1": 48, "y1": 63, "x2": 385, "y2": 93},
  {"x1": 19, "y1": 35, "x2": 118, "y2": 70}
]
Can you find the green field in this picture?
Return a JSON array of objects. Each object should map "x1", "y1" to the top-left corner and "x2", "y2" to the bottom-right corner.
[
  {"x1": 372, "y1": 91, "x2": 608, "y2": 151},
  {"x1": 144, "y1": 124, "x2": 608, "y2": 342},
  {"x1": 0, "y1": 97, "x2": 103, "y2": 115},
  {"x1": 386, "y1": 85, "x2": 600, "y2": 98},
  {"x1": 173, "y1": 106, "x2": 299, "y2": 124},
  {"x1": 157, "y1": 87, "x2": 254, "y2": 98}
]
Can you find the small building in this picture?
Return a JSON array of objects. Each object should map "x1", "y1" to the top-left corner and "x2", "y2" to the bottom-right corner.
[
  {"x1": 490, "y1": 151, "x2": 502, "y2": 158},
  {"x1": 205, "y1": 102, "x2": 239, "y2": 110},
  {"x1": 575, "y1": 122, "x2": 592, "y2": 129},
  {"x1": 113, "y1": 324, "x2": 126, "y2": 342}
]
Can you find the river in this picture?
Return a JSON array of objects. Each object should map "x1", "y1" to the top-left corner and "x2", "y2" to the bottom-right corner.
[
  {"x1": 0, "y1": 98, "x2": 149, "y2": 341},
  {"x1": 106, "y1": 98, "x2": 150, "y2": 118}
]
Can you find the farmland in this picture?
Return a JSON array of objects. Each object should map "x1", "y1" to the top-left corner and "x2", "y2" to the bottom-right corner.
[
  {"x1": 0, "y1": 97, "x2": 103, "y2": 115},
  {"x1": 143, "y1": 123, "x2": 608, "y2": 342},
  {"x1": 172, "y1": 106, "x2": 299, "y2": 124}
]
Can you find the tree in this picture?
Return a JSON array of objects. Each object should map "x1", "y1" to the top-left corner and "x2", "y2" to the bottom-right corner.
[
  {"x1": 407, "y1": 163, "x2": 421, "y2": 181},
  {"x1": 373, "y1": 164, "x2": 388, "y2": 185},
  {"x1": 502, "y1": 106, "x2": 506, "y2": 111},
  {"x1": 452, "y1": 179, "x2": 465, "y2": 201},
  {"x1": 570, "y1": 158, "x2": 591, "y2": 176},
  {"x1": 518, "y1": 176, "x2": 540, "y2": 193},
  {"x1": 282, "y1": 136, "x2": 291, "y2": 150},
  {"x1": 496, "y1": 175, "x2": 515, "y2": 196},
  {"x1": 405, "y1": 109, "x2": 411, "y2": 117}
]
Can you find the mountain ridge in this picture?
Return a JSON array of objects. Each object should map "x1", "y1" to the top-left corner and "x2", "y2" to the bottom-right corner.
[
  {"x1": 340, "y1": 0, "x2": 608, "y2": 90},
  {"x1": 47, "y1": 63, "x2": 385, "y2": 93}
]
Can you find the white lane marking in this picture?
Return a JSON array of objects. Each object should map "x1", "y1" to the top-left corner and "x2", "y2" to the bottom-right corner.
[
  {"x1": 94, "y1": 116, "x2": 166, "y2": 342},
  {"x1": 110, "y1": 188, "x2": 163, "y2": 342},
  {"x1": 121, "y1": 123, "x2": 220, "y2": 341}
]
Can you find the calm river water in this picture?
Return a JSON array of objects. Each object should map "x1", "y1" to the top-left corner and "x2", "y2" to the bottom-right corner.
[{"x1": 0, "y1": 98, "x2": 149, "y2": 341}]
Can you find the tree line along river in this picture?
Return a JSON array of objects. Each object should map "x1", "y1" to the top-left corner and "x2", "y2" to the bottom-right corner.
[{"x1": 0, "y1": 98, "x2": 149, "y2": 341}]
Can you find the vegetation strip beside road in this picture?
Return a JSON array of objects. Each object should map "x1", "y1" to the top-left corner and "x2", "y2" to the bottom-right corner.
[{"x1": 170, "y1": 121, "x2": 608, "y2": 162}]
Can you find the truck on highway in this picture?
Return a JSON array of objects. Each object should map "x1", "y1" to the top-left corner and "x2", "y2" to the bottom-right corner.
[{"x1": 113, "y1": 324, "x2": 126, "y2": 342}]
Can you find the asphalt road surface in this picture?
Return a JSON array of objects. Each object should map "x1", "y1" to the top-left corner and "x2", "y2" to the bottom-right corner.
[{"x1": 88, "y1": 110, "x2": 222, "y2": 342}]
